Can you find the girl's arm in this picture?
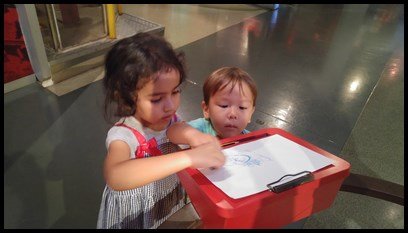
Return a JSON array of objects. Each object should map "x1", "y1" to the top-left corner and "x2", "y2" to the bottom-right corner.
[
  {"x1": 104, "y1": 139, "x2": 224, "y2": 191},
  {"x1": 167, "y1": 121, "x2": 218, "y2": 147}
]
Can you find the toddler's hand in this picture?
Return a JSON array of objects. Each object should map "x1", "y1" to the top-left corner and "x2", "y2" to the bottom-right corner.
[{"x1": 188, "y1": 141, "x2": 225, "y2": 169}]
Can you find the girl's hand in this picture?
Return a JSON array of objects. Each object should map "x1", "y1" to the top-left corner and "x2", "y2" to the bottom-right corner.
[{"x1": 187, "y1": 141, "x2": 225, "y2": 169}]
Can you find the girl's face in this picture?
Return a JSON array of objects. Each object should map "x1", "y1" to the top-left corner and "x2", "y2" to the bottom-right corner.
[
  {"x1": 135, "y1": 68, "x2": 181, "y2": 131},
  {"x1": 202, "y1": 82, "x2": 255, "y2": 139}
]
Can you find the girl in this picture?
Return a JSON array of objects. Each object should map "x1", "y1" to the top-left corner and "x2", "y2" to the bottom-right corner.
[{"x1": 97, "y1": 32, "x2": 225, "y2": 229}]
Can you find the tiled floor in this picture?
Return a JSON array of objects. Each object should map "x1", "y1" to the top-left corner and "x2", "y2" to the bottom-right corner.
[{"x1": 4, "y1": 4, "x2": 404, "y2": 229}]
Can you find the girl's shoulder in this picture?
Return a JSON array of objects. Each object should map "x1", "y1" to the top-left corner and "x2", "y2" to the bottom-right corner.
[
  {"x1": 107, "y1": 116, "x2": 143, "y2": 144},
  {"x1": 106, "y1": 117, "x2": 142, "y2": 158},
  {"x1": 114, "y1": 116, "x2": 143, "y2": 130},
  {"x1": 109, "y1": 114, "x2": 180, "y2": 140}
]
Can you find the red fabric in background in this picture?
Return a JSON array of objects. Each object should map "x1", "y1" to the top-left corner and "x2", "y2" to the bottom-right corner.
[{"x1": 4, "y1": 4, "x2": 34, "y2": 83}]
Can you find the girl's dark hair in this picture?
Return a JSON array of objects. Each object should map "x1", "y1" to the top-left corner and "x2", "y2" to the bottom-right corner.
[{"x1": 103, "y1": 32, "x2": 186, "y2": 122}]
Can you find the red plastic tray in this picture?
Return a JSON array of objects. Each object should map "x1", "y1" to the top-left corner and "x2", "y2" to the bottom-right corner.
[{"x1": 177, "y1": 128, "x2": 350, "y2": 229}]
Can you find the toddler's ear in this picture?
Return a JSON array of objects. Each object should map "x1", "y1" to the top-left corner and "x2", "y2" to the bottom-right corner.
[
  {"x1": 201, "y1": 101, "x2": 210, "y2": 119},
  {"x1": 249, "y1": 106, "x2": 255, "y2": 123}
]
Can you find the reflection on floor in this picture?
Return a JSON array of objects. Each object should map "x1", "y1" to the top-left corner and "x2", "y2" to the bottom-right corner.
[
  {"x1": 44, "y1": 4, "x2": 267, "y2": 96},
  {"x1": 4, "y1": 4, "x2": 404, "y2": 229},
  {"x1": 122, "y1": 4, "x2": 267, "y2": 49}
]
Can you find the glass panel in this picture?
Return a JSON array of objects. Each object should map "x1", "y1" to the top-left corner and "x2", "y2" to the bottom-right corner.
[
  {"x1": 52, "y1": 4, "x2": 107, "y2": 50},
  {"x1": 34, "y1": 4, "x2": 56, "y2": 54}
]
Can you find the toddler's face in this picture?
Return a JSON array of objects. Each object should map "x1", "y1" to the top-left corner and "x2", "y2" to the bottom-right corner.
[
  {"x1": 135, "y1": 68, "x2": 181, "y2": 131},
  {"x1": 203, "y1": 82, "x2": 255, "y2": 139}
]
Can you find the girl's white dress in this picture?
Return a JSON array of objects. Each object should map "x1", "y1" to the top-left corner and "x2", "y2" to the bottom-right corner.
[{"x1": 97, "y1": 115, "x2": 185, "y2": 229}]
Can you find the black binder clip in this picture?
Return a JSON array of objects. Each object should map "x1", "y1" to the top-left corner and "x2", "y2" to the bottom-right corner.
[{"x1": 267, "y1": 171, "x2": 314, "y2": 193}]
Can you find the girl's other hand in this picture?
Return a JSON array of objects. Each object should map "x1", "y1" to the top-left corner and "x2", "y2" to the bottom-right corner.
[{"x1": 187, "y1": 141, "x2": 225, "y2": 169}]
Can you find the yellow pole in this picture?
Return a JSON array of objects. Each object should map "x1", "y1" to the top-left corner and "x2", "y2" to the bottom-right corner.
[
  {"x1": 106, "y1": 4, "x2": 116, "y2": 39},
  {"x1": 117, "y1": 4, "x2": 123, "y2": 15}
]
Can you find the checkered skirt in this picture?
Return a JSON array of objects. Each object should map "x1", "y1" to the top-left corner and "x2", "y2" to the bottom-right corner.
[{"x1": 97, "y1": 142, "x2": 185, "y2": 229}]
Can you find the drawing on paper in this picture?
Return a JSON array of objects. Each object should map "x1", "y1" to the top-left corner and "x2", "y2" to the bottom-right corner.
[
  {"x1": 224, "y1": 154, "x2": 261, "y2": 167},
  {"x1": 225, "y1": 154, "x2": 250, "y2": 166}
]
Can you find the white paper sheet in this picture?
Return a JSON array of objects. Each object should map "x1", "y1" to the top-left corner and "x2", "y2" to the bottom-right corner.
[{"x1": 199, "y1": 134, "x2": 334, "y2": 199}]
